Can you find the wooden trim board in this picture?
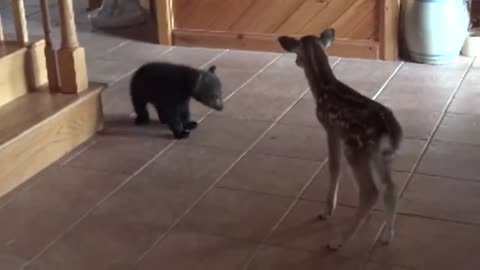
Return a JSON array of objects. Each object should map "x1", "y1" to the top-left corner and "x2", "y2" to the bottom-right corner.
[
  {"x1": 173, "y1": 29, "x2": 380, "y2": 59},
  {"x1": 379, "y1": 0, "x2": 400, "y2": 60}
]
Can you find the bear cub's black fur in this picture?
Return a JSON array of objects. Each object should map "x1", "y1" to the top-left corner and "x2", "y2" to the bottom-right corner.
[{"x1": 130, "y1": 62, "x2": 223, "y2": 139}]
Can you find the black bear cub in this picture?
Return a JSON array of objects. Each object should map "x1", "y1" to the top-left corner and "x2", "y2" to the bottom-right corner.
[{"x1": 130, "y1": 62, "x2": 223, "y2": 139}]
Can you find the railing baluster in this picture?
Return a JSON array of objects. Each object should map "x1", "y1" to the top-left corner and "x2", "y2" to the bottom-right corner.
[
  {"x1": 57, "y1": 0, "x2": 88, "y2": 93},
  {"x1": 40, "y1": 0, "x2": 60, "y2": 91},
  {"x1": 11, "y1": 0, "x2": 29, "y2": 45},
  {"x1": 0, "y1": 14, "x2": 4, "y2": 42}
]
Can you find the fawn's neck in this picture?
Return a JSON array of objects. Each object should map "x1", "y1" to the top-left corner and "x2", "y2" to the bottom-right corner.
[{"x1": 302, "y1": 42, "x2": 336, "y2": 100}]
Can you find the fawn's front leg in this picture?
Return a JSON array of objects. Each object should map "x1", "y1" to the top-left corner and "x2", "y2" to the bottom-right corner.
[{"x1": 319, "y1": 129, "x2": 341, "y2": 220}]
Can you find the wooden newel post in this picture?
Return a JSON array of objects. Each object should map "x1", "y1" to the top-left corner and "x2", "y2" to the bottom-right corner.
[
  {"x1": 12, "y1": 0, "x2": 29, "y2": 45},
  {"x1": 57, "y1": 0, "x2": 88, "y2": 93}
]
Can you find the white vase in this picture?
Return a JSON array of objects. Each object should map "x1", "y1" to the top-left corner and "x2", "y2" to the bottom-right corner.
[
  {"x1": 403, "y1": 0, "x2": 470, "y2": 64},
  {"x1": 88, "y1": 0, "x2": 147, "y2": 29}
]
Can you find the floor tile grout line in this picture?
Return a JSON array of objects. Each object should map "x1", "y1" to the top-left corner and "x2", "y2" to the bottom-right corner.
[
  {"x1": 371, "y1": 61, "x2": 405, "y2": 100},
  {"x1": 368, "y1": 57, "x2": 477, "y2": 257},
  {"x1": 101, "y1": 46, "x2": 175, "y2": 94},
  {"x1": 135, "y1": 86, "x2": 313, "y2": 263},
  {"x1": 20, "y1": 47, "x2": 226, "y2": 269},
  {"x1": 425, "y1": 137, "x2": 480, "y2": 148},
  {"x1": 135, "y1": 57, "x2": 341, "y2": 265},
  {"x1": 0, "y1": 135, "x2": 94, "y2": 210},
  {"x1": 237, "y1": 59, "x2": 354, "y2": 270},
  {"x1": 240, "y1": 59, "x2": 407, "y2": 270},
  {"x1": 412, "y1": 170, "x2": 480, "y2": 184},
  {"x1": 105, "y1": 40, "x2": 130, "y2": 54},
  {"x1": 386, "y1": 210, "x2": 480, "y2": 227},
  {"x1": 21, "y1": 49, "x2": 279, "y2": 269},
  {"x1": 59, "y1": 140, "x2": 98, "y2": 167},
  {"x1": 397, "y1": 57, "x2": 476, "y2": 198},
  {"x1": 135, "y1": 88, "x2": 310, "y2": 264},
  {"x1": 163, "y1": 53, "x2": 282, "y2": 122},
  {"x1": 239, "y1": 160, "x2": 330, "y2": 270},
  {"x1": 0, "y1": 46, "x2": 177, "y2": 213}
]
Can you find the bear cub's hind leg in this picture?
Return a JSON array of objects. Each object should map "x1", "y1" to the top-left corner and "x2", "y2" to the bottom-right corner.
[{"x1": 132, "y1": 95, "x2": 150, "y2": 126}]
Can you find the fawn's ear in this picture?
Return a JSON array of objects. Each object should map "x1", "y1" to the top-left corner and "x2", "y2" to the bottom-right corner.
[
  {"x1": 208, "y1": 65, "x2": 217, "y2": 73},
  {"x1": 319, "y1": 28, "x2": 335, "y2": 49},
  {"x1": 278, "y1": 36, "x2": 300, "y2": 53}
]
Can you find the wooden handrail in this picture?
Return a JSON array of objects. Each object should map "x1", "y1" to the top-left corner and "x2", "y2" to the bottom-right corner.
[{"x1": 11, "y1": 0, "x2": 29, "y2": 45}]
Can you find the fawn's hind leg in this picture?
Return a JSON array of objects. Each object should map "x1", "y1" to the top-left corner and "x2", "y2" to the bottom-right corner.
[
  {"x1": 319, "y1": 130, "x2": 341, "y2": 220},
  {"x1": 328, "y1": 150, "x2": 379, "y2": 251},
  {"x1": 374, "y1": 152, "x2": 397, "y2": 244},
  {"x1": 132, "y1": 94, "x2": 150, "y2": 125}
]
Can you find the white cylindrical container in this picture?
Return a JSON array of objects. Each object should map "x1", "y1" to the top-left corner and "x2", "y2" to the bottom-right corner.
[{"x1": 403, "y1": 0, "x2": 470, "y2": 64}]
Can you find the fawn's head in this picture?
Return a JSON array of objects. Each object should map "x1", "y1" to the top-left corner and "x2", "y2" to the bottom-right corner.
[{"x1": 277, "y1": 28, "x2": 336, "y2": 86}]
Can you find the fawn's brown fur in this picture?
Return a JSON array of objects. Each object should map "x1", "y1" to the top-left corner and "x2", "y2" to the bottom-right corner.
[{"x1": 278, "y1": 29, "x2": 403, "y2": 251}]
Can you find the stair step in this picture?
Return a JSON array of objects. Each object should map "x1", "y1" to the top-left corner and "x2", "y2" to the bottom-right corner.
[{"x1": 0, "y1": 83, "x2": 106, "y2": 198}]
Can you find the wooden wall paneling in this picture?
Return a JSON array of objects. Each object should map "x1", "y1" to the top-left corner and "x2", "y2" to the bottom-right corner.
[
  {"x1": 347, "y1": 1, "x2": 380, "y2": 41},
  {"x1": 207, "y1": 0, "x2": 256, "y2": 31},
  {"x1": 275, "y1": 0, "x2": 329, "y2": 35},
  {"x1": 165, "y1": 0, "x2": 397, "y2": 60},
  {"x1": 229, "y1": 0, "x2": 305, "y2": 33},
  {"x1": 173, "y1": 0, "x2": 203, "y2": 29},
  {"x1": 300, "y1": 0, "x2": 358, "y2": 37}
]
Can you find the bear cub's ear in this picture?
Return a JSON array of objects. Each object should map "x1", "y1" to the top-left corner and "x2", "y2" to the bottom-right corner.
[{"x1": 208, "y1": 65, "x2": 217, "y2": 73}]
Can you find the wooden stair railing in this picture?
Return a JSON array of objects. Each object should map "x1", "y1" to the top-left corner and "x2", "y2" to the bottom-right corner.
[
  {"x1": 0, "y1": 14, "x2": 4, "y2": 42},
  {"x1": 0, "y1": 0, "x2": 104, "y2": 198},
  {"x1": 12, "y1": 0, "x2": 29, "y2": 45},
  {"x1": 3, "y1": 0, "x2": 89, "y2": 94},
  {"x1": 56, "y1": 0, "x2": 89, "y2": 93},
  {"x1": 40, "y1": 0, "x2": 60, "y2": 91}
]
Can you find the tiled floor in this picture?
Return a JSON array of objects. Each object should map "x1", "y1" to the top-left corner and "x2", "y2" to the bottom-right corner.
[{"x1": 2, "y1": 3, "x2": 480, "y2": 270}]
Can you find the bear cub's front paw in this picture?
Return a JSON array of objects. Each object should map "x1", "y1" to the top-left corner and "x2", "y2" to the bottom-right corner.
[
  {"x1": 185, "y1": 121, "x2": 198, "y2": 130},
  {"x1": 174, "y1": 129, "x2": 191, "y2": 139},
  {"x1": 134, "y1": 116, "x2": 150, "y2": 126}
]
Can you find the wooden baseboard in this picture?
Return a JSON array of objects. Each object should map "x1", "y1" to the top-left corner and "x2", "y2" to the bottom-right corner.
[
  {"x1": 0, "y1": 83, "x2": 106, "y2": 198},
  {"x1": 173, "y1": 29, "x2": 380, "y2": 59}
]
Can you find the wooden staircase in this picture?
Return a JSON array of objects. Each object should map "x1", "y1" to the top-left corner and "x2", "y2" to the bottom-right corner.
[{"x1": 0, "y1": 0, "x2": 106, "y2": 198}]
